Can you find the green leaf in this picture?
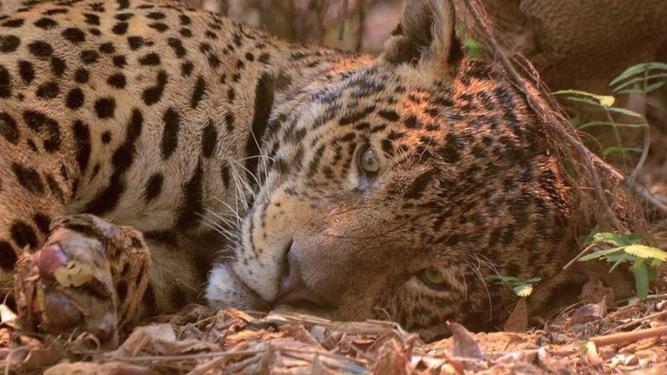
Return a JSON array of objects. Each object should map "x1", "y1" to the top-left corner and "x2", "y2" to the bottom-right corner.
[
  {"x1": 555, "y1": 90, "x2": 615, "y2": 107},
  {"x1": 579, "y1": 246, "x2": 625, "y2": 262},
  {"x1": 603, "y1": 146, "x2": 642, "y2": 156},
  {"x1": 566, "y1": 96, "x2": 606, "y2": 109},
  {"x1": 617, "y1": 88, "x2": 646, "y2": 95},
  {"x1": 645, "y1": 62, "x2": 667, "y2": 71},
  {"x1": 464, "y1": 37, "x2": 484, "y2": 60},
  {"x1": 593, "y1": 232, "x2": 629, "y2": 246},
  {"x1": 583, "y1": 227, "x2": 602, "y2": 246},
  {"x1": 610, "y1": 64, "x2": 650, "y2": 86},
  {"x1": 631, "y1": 256, "x2": 645, "y2": 271},
  {"x1": 609, "y1": 253, "x2": 629, "y2": 273},
  {"x1": 624, "y1": 245, "x2": 667, "y2": 261},
  {"x1": 647, "y1": 266, "x2": 659, "y2": 282},
  {"x1": 486, "y1": 275, "x2": 521, "y2": 284},
  {"x1": 608, "y1": 63, "x2": 667, "y2": 86},
  {"x1": 564, "y1": 98, "x2": 643, "y2": 118},
  {"x1": 627, "y1": 233, "x2": 643, "y2": 244},
  {"x1": 605, "y1": 107, "x2": 644, "y2": 118},
  {"x1": 645, "y1": 81, "x2": 666, "y2": 94},
  {"x1": 633, "y1": 262, "x2": 649, "y2": 299},
  {"x1": 611, "y1": 73, "x2": 667, "y2": 92}
]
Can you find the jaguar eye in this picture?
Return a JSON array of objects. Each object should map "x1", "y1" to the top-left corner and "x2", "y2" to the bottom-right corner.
[
  {"x1": 420, "y1": 267, "x2": 448, "y2": 288},
  {"x1": 358, "y1": 146, "x2": 380, "y2": 175}
]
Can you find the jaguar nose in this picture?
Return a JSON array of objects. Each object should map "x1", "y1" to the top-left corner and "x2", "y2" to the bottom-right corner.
[
  {"x1": 274, "y1": 241, "x2": 332, "y2": 310},
  {"x1": 280, "y1": 246, "x2": 300, "y2": 294}
]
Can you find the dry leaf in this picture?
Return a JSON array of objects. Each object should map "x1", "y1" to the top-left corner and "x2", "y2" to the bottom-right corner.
[
  {"x1": 110, "y1": 324, "x2": 218, "y2": 359},
  {"x1": 447, "y1": 322, "x2": 484, "y2": 359},
  {"x1": 504, "y1": 298, "x2": 528, "y2": 333},
  {"x1": 372, "y1": 338, "x2": 408, "y2": 375},
  {"x1": 571, "y1": 298, "x2": 607, "y2": 325},
  {"x1": 4, "y1": 344, "x2": 65, "y2": 373},
  {"x1": 0, "y1": 304, "x2": 20, "y2": 330},
  {"x1": 579, "y1": 278, "x2": 615, "y2": 306},
  {"x1": 584, "y1": 341, "x2": 602, "y2": 366}
]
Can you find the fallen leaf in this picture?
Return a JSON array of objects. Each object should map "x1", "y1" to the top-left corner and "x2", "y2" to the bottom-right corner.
[
  {"x1": 53, "y1": 260, "x2": 95, "y2": 288},
  {"x1": 584, "y1": 341, "x2": 602, "y2": 366},
  {"x1": 504, "y1": 298, "x2": 528, "y2": 333},
  {"x1": 571, "y1": 298, "x2": 607, "y2": 325},
  {"x1": 579, "y1": 278, "x2": 615, "y2": 306},
  {"x1": 5, "y1": 344, "x2": 64, "y2": 373},
  {"x1": 447, "y1": 322, "x2": 484, "y2": 359},
  {"x1": 110, "y1": 324, "x2": 218, "y2": 359},
  {"x1": 372, "y1": 338, "x2": 408, "y2": 375},
  {"x1": 0, "y1": 304, "x2": 21, "y2": 330}
]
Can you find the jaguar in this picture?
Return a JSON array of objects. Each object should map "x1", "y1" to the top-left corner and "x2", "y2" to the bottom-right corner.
[{"x1": 0, "y1": 0, "x2": 621, "y2": 342}]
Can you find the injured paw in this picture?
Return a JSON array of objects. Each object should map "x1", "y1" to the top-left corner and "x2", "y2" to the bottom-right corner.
[{"x1": 13, "y1": 214, "x2": 151, "y2": 344}]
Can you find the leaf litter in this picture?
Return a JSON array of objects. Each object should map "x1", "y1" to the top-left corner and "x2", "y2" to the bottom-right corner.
[{"x1": 1, "y1": 276, "x2": 667, "y2": 375}]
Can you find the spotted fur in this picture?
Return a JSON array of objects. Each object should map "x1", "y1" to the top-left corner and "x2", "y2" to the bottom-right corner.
[{"x1": 0, "y1": 0, "x2": 593, "y2": 340}]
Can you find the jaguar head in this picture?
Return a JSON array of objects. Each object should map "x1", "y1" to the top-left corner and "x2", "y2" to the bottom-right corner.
[{"x1": 207, "y1": 0, "x2": 576, "y2": 341}]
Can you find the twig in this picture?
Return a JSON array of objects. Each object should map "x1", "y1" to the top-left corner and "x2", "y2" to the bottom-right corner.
[
  {"x1": 562, "y1": 244, "x2": 598, "y2": 270},
  {"x1": 607, "y1": 310, "x2": 667, "y2": 334},
  {"x1": 186, "y1": 355, "x2": 231, "y2": 375},
  {"x1": 105, "y1": 349, "x2": 264, "y2": 363},
  {"x1": 630, "y1": 66, "x2": 652, "y2": 180},
  {"x1": 97, "y1": 345, "x2": 368, "y2": 366},
  {"x1": 599, "y1": 157, "x2": 667, "y2": 215},
  {"x1": 589, "y1": 324, "x2": 667, "y2": 347},
  {"x1": 186, "y1": 342, "x2": 249, "y2": 375},
  {"x1": 630, "y1": 125, "x2": 650, "y2": 181},
  {"x1": 281, "y1": 347, "x2": 368, "y2": 366}
]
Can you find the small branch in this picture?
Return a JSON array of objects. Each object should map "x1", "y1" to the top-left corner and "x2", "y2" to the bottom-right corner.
[
  {"x1": 606, "y1": 310, "x2": 667, "y2": 334},
  {"x1": 631, "y1": 67, "x2": 652, "y2": 180},
  {"x1": 104, "y1": 350, "x2": 264, "y2": 363},
  {"x1": 589, "y1": 325, "x2": 667, "y2": 347},
  {"x1": 562, "y1": 244, "x2": 597, "y2": 271},
  {"x1": 630, "y1": 126, "x2": 650, "y2": 182},
  {"x1": 597, "y1": 155, "x2": 667, "y2": 215}
]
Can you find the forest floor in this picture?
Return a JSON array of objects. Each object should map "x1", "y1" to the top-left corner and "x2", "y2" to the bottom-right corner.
[
  {"x1": 3, "y1": 172, "x2": 667, "y2": 374},
  {"x1": 1, "y1": 277, "x2": 667, "y2": 375}
]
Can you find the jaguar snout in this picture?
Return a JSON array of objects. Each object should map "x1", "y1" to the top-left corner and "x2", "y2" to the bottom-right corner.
[{"x1": 272, "y1": 239, "x2": 336, "y2": 312}]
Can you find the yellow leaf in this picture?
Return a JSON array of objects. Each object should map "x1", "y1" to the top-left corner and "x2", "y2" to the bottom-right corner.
[
  {"x1": 514, "y1": 284, "x2": 534, "y2": 297},
  {"x1": 597, "y1": 95, "x2": 615, "y2": 107},
  {"x1": 0, "y1": 303, "x2": 21, "y2": 329},
  {"x1": 53, "y1": 261, "x2": 95, "y2": 288},
  {"x1": 624, "y1": 245, "x2": 667, "y2": 261}
]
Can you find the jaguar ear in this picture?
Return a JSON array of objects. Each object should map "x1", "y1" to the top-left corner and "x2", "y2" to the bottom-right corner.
[{"x1": 382, "y1": 0, "x2": 462, "y2": 73}]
